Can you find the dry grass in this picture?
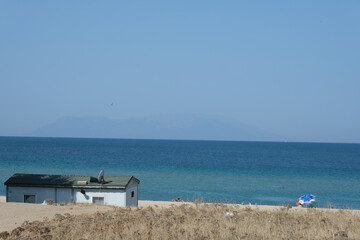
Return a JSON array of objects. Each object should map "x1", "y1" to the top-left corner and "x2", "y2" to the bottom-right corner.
[{"x1": 1, "y1": 203, "x2": 360, "y2": 240}]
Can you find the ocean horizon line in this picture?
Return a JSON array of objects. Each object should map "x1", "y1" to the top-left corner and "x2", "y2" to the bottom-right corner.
[{"x1": 1, "y1": 135, "x2": 359, "y2": 145}]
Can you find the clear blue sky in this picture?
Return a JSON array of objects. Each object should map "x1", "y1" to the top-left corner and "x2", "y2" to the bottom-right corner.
[{"x1": 1, "y1": 1, "x2": 359, "y2": 143}]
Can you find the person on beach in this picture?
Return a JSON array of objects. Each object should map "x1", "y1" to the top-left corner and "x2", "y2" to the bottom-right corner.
[{"x1": 172, "y1": 198, "x2": 183, "y2": 202}]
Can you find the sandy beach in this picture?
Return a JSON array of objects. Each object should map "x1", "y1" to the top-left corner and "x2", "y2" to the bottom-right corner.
[
  {"x1": 1, "y1": 196, "x2": 359, "y2": 233},
  {"x1": 0, "y1": 197, "x2": 276, "y2": 232},
  {"x1": 0, "y1": 196, "x2": 114, "y2": 232}
]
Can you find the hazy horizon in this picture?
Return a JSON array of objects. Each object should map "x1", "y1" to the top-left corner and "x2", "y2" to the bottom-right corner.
[
  {"x1": 0, "y1": 114, "x2": 357, "y2": 144},
  {"x1": 1, "y1": 1, "x2": 359, "y2": 143}
]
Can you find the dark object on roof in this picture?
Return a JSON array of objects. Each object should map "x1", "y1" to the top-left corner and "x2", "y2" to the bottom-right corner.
[{"x1": 4, "y1": 173, "x2": 140, "y2": 189}]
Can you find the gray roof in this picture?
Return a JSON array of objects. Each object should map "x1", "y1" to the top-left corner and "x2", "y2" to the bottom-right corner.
[{"x1": 4, "y1": 173, "x2": 140, "y2": 189}]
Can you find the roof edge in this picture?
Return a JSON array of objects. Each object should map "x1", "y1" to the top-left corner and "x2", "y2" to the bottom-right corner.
[{"x1": 5, "y1": 184, "x2": 126, "y2": 189}]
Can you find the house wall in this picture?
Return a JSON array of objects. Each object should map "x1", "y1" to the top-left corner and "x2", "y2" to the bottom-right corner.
[
  {"x1": 125, "y1": 179, "x2": 138, "y2": 207},
  {"x1": 7, "y1": 186, "x2": 56, "y2": 204},
  {"x1": 74, "y1": 188, "x2": 126, "y2": 207},
  {"x1": 56, "y1": 188, "x2": 73, "y2": 203},
  {"x1": 7, "y1": 183, "x2": 139, "y2": 207}
]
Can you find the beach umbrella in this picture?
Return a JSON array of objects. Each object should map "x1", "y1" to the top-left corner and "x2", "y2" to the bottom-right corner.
[{"x1": 299, "y1": 194, "x2": 315, "y2": 205}]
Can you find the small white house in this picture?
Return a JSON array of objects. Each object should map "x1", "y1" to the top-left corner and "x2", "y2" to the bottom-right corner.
[{"x1": 4, "y1": 172, "x2": 140, "y2": 207}]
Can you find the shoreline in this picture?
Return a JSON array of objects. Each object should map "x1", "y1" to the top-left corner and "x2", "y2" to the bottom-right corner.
[
  {"x1": 138, "y1": 199, "x2": 360, "y2": 213},
  {"x1": 1, "y1": 196, "x2": 360, "y2": 233}
]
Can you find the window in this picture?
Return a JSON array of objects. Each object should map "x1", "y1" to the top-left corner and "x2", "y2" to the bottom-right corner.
[
  {"x1": 24, "y1": 195, "x2": 35, "y2": 203},
  {"x1": 92, "y1": 197, "x2": 104, "y2": 205},
  {"x1": 131, "y1": 191, "x2": 135, "y2": 198}
]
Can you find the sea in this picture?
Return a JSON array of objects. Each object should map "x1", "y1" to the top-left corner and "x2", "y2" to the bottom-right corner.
[{"x1": 0, "y1": 136, "x2": 359, "y2": 209}]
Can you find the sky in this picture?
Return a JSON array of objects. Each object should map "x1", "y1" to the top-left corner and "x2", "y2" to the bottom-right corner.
[{"x1": 0, "y1": 1, "x2": 359, "y2": 143}]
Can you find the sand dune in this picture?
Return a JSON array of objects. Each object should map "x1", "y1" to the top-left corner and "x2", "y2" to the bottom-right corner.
[
  {"x1": 1, "y1": 196, "x2": 359, "y2": 233},
  {"x1": 0, "y1": 196, "x2": 114, "y2": 232}
]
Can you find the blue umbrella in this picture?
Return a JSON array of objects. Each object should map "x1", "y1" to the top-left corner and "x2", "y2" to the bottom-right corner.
[{"x1": 299, "y1": 194, "x2": 315, "y2": 205}]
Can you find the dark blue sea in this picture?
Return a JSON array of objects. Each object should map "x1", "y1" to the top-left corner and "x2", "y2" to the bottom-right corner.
[{"x1": 0, "y1": 137, "x2": 359, "y2": 209}]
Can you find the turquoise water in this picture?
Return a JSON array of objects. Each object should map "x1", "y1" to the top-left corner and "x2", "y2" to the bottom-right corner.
[{"x1": 0, "y1": 137, "x2": 359, "y2": 209}]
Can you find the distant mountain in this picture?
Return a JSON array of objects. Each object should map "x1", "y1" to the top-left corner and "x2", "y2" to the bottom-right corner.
[{"x1": 31, "y1": 115, "x2": 284, "y2": 141}]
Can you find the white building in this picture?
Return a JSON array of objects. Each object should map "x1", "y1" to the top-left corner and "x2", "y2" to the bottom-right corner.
[{"x1": 4, "y1": 173, "x2": 140, "y2": 207}]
